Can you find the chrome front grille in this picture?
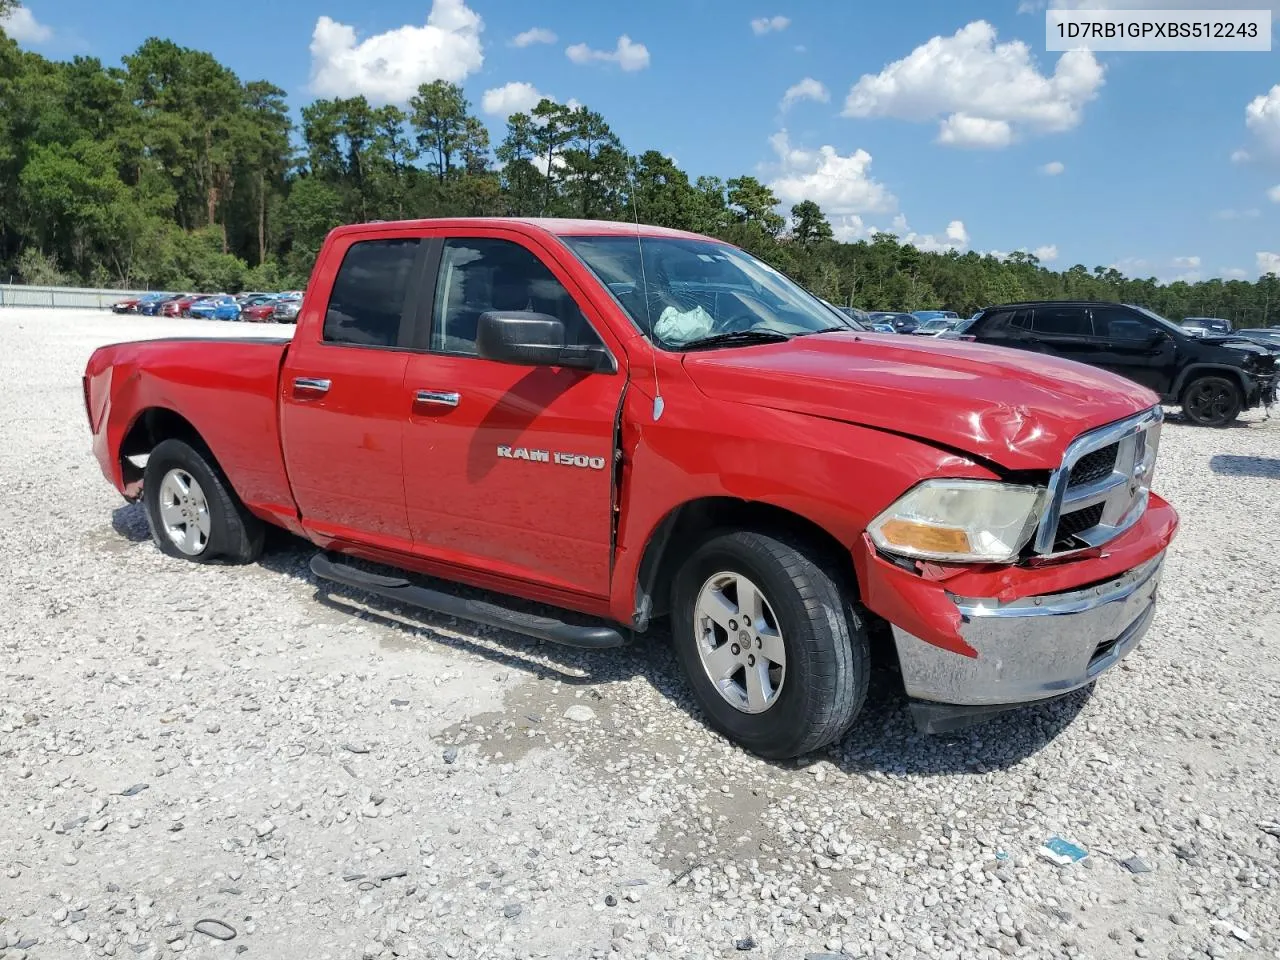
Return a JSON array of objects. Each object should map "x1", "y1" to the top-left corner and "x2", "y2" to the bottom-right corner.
[{"x1": 1033, "y1": 406, "x2": 1163, "y2": 555}]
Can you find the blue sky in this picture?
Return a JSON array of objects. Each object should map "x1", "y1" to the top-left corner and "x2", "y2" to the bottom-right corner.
[{"x1": 7, "y1": 0, "x2": 1280, "y2": 280}]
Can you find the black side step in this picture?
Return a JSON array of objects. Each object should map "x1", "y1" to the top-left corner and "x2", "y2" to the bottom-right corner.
[{"x1": 309, "y1": 553, "x2": 628, "y2": 650}]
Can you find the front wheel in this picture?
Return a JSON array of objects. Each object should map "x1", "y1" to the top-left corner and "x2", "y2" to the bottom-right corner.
[
  {"x1": 1181, "y1": 375, "x2": 1242, "y2": 427},
  {"x1": 670, "y1": 531, "x2": 869, "y2": 759},
  {"x1": 142, "y1": 439, "x2": 264, "y2": 564}
]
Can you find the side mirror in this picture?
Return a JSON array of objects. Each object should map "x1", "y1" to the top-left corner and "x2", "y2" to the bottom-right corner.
[{"x1": 476, "y1": 311, "x2": 612, "y2": 372}]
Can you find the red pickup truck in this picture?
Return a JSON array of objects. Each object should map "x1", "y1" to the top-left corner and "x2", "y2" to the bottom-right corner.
[{"x1": 84, "y1": 218, "x2": 1178, "y2": 758}]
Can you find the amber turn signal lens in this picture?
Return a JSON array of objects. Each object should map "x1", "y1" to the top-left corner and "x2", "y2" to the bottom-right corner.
[{"x1": 877, "y1": 519, "x2": 972, "y2": 555}]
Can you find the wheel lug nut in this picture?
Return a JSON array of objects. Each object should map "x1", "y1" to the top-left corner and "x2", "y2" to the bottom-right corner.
[
  {"x1": 747, "y1": 655, "x2": 756, "y2": 666},
  {"x1": 728, "y1": 620, "x2": 738, "y2": 631},
  {"x1": 742, "y1": 617, "x2": 751, "y2": 627},
  {"x1": 730, "y1": 644, "x2": 740, "y2": 655},
  {"x1": 756, "y1": 638, "x2": 763, "y2": 649}
]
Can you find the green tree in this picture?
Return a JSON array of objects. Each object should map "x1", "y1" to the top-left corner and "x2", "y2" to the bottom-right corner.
[
  {"x1": 727, "y1": 176, "x2": 785, "y2": 236},
  {"x1": 790, "y1": 200, "x2": 833, "y2": 245}
]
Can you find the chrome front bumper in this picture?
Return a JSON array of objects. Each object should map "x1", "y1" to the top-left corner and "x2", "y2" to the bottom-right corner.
[{"x1": 892, "y1": 553, "x2": 1164, "y2": 709}]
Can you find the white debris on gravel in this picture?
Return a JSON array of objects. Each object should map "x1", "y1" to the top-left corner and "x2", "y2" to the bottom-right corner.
[{"x1": 1, "y1": 308, "x2": 1278, "y2": 960}]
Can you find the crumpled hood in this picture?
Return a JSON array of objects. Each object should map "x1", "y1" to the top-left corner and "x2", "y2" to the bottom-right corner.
[{"x1": 681, "y1": 331, "x2": 1158, "y2": 470}]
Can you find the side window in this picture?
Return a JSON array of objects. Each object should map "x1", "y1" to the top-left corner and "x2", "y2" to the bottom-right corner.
[
  {"x1": 1092, "y1": 307, "x2": 1152, "y2": 341},
  {"x1": 323, "y1": 238, "x2": 420, "y2": 347},
  {"x1": 433, "y1": 238, "x2": 603, "y2": 356},
  {"x1": 971, "y1": 309, "x2": 1027, "y2": 336},
  {"x1": 1031, "y1": 306, "x2": 1092, "y2": 337}
]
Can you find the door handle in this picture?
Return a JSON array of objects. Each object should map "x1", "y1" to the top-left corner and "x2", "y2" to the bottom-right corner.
[
  {"x1": 414, "y1": 389, "x2": 461, "y2": 411},
  {"x1": 293, "y1": 377, "x2": 331, "y2": 397}
]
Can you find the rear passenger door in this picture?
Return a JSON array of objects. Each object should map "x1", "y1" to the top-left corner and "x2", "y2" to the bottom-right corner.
[
  {"x1": 1027, "y1": 305, "x2": 1099, "y2": 365},
  {"x1": 280, "y1": 235, "x2": 427, "y2": 552},
  {"x1": 400, "y1": 229, "x2": 627, "y2": 600}
]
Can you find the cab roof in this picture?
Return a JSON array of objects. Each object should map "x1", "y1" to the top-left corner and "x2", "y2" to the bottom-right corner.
[{"x1": 329, "y1": 216, "x2": 716, "y2": 243}]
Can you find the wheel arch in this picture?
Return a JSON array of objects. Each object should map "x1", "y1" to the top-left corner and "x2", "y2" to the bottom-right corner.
[
  {"x1": 118, "y1": 407, "x2": 218, "y2": 495},
  {"x1": 1170, "y1": 363, "x2": 1251, "y2": 400},
  {"x1": 632, "y1": 497, "x2": 860, "y2": 631}
]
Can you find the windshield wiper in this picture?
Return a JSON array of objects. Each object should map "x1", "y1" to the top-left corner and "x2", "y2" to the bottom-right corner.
[
  {"x1": 673, "y1": 329, "x2": 793, "y2": 351},
  {"x1": 794, "y1": 326, "x2": 854, "y2": 336}
]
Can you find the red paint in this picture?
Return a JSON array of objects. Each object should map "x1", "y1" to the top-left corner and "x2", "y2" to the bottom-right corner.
[
  {"x1": 84, "y1": 217, "x2": 1179, "y2": 652},
  {"x1": 242, "y1": 303, "x2": 278, "y2": 322}
]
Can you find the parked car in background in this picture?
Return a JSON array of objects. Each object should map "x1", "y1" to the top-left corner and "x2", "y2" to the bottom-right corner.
[
  {"x1": 913, "y1": 318, "x2": 957, "y2": 337},
  {"x1": 868, "y1": 321, "x2": 896, "y2": 334},
  {"x1": 868, "y1": 311, "x2": 918, "y2": 334},
  {"x1": 241, "y1": 299, "x2": 281, "y2": 322},
  {"x1": 188, "y1": 295, "x2": 241, "y2": 321},
  {"x1": 1183, "y1": 316, "x2": 1231, "y2": 333},
  {"x1": 161, "y1": 295, "x2": 201, "y2": 317},
  {"x1": 84, "y1": 215, "x2": 1179, "y2": 758},
  {"x1": 966, "y1": 301, "x2": 1277, "y2": 427},
  {"x1": 912, "y1": 310, "x2": 960, "y2": 323},
  {"x1": 937, "y1": 318, "x2": 977, "y2": 340},
  {"x1": 112, "y1": 297, "x2": 141, "y2": 314},
  {"x1": 272, "y1": 298, "x2": 301, "y2": 323}
]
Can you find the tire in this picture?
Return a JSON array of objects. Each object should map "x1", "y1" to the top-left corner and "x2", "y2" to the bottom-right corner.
[
  {"x1": 670, "y1": 530, "x2": 869, "y2": 759},
  {"x1": 142, "y1": 438, "x2": 264, "y2": 564},
  {"x1": 1181, "y1": 375, "x2": 1242, "y2": 427}
]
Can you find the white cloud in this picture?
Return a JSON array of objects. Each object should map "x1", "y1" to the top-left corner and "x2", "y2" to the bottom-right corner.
[
  {"x1": 511, "y1": 27, "x2": 556, "y2": 47},
  {"x1": 0, "y1": 5, "x2": 53, "y2": 43},
  {"x1": 937, "y1": 114, "x2": 1013, "y2": 148},
  {"x1": 1040, "y1": 160, "x2": 1065, "y2": 175},
  {"x1": 309, "y1": 0, "x2": 484, "y2": 105},
  {"x1": 1016, "y1": 0, "x2": 1044, "y2": 12},
  {"x1": 1223, "y1": 267, "x2": 1248, "y2": 279},
  {"x1": 1259, "y1": 252, "x2": 1280, "y2": 276},
  {"x1": 984, "y1": 244, "x2": 1055, "y2": 262},
  {"x1": 767, "y1": 130, "x2": 897, "y2": 226},
  {"x1": 781, "y1": 78, "x2": 829, "y2": 110},
  {"x1": 1231, "y1": 149, "x2": 1251, "y2": 163},
  {"x1": 1246, "y1": 85, "x2": 1280, "y2": 156},
  {"x1": 565, "y1": 35, "x2": 649, "y2": 71},
  {"x1": 1268, "y1": 185, "x2": 1280, "y2": 203},
  {"x1": 1215, "y1": 208, "x2": 1260, "y2": 220},
  {"x1": 872, "y1": 214, "x2": 969, "y2": 253},
  {"x1": 751, "y1": 16, "x2": 791, "y2": 35},
  {"x1": 1110, "y1": 257, "x2": 1151, "y2": 275},
  {"x1": 481, "y1": 82, "x2": 552, "y2": 117},
  {"x1": 843, "y1": 21, "x2": 1104, "y2": 148},
  {"x1": 1173, "y1": 255, "x2": 1201, "y2": 269}
]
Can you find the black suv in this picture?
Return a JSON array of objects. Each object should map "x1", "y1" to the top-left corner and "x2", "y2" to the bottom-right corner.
[{"x1": 966, "y1": 301, "x2": 1278, "y2": 427}]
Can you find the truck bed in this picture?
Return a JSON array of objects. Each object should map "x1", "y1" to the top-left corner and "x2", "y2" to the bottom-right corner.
[{"x1": 84, "y1": 336, "x2": 300, "y2": 531}]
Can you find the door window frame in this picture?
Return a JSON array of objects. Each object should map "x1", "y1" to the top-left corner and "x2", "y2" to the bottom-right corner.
[
  {"x1": 1087, "y1": 306, "x2": 1161, "y2": 344},
  {"x1": 403, "y1": 228, "x2": 623, "y2": 373},
  {"x1": 312, "y1": 232, "x2": 434, "y2": 354}
]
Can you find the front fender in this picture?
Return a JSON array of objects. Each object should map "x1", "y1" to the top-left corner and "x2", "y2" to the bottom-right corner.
[
  {"x1": 1169, "y1": 362, "x2": 1255, "y2": 400},
  {"x1": 606, "y1": 385, "x2": 1002, "y2": 625}
]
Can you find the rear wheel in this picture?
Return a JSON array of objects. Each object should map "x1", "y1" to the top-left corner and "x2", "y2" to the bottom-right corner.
[
  {"x1": 142, "y1": 439, "x2": 264, "y2": 564},
  {"x1": 670, "y1": 530, "x2": 869, "y2": 759},
  {"x1": 1181, "y1": 375, "x2": 1242, "y2": 427}
]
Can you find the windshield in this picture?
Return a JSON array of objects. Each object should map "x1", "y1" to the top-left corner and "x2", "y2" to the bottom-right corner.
[{"x1": 562, "y1": 235, "x2": 851, "y2": 349}]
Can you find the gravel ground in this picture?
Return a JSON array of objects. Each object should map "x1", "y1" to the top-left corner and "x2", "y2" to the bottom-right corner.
[{"x1": 1, "y1": 307, "x2": 1278, "y2": 960}]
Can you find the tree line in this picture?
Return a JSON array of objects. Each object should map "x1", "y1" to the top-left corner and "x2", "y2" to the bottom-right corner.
[{"x1": 2, "y1": 18, "x2": 1277, "y2": 326}]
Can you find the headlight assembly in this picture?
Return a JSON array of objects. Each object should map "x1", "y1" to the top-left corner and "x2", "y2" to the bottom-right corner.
[{"x1": 868, "y1": 479, "x2": 1046, "y2": 564}]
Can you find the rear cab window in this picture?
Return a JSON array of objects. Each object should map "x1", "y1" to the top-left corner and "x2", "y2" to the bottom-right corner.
[{"x1": 323, "y1": 238, "x2": 422, "y2": 347}]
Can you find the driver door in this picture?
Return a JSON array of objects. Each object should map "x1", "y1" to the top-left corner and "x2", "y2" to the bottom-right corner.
[{"x1": 400, "y1": 229, "x2": 627, "y2": 599}]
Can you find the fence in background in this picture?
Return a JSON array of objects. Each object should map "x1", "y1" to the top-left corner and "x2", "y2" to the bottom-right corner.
[{"x1": 0, "y1": 284, "x2": 151, "y2": 310}]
